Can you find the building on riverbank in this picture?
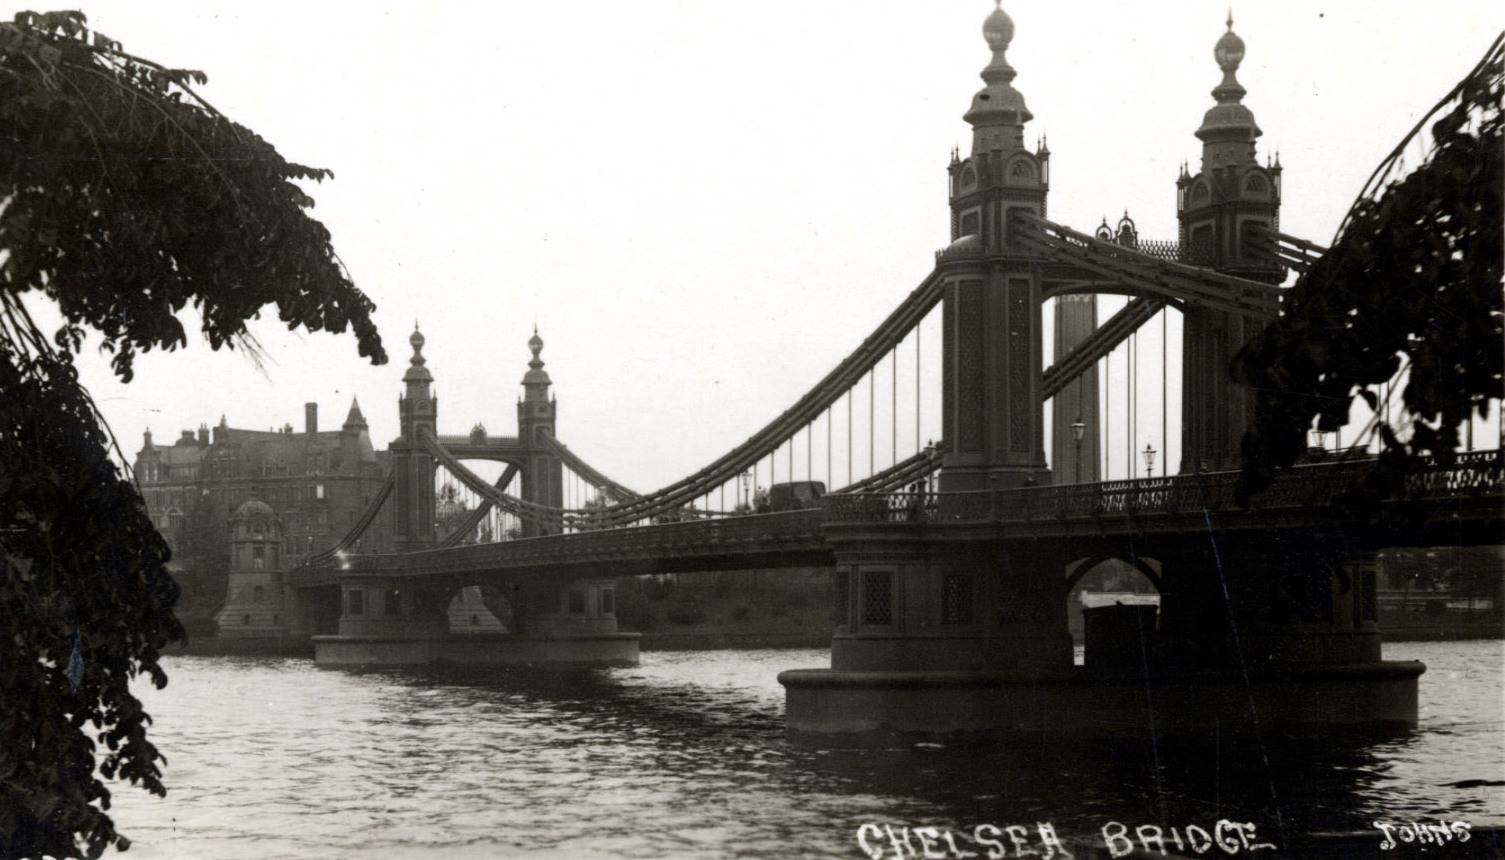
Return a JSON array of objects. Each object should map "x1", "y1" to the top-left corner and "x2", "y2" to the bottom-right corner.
[{"x1": 133, "y1": 400, "x2": 390, "y2": 635}]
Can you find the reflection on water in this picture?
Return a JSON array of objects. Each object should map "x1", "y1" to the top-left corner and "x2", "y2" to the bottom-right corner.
[{"x1": 109, "y1": 641, "x2": 1503, "y2": 858}]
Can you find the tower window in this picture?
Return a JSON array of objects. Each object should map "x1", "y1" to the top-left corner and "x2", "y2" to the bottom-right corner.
[
  {"x1": 1244, "y1": 174, "x2": 1268, "y2": 195},
  {"x1": 253, "y1": 585, "x2": 265, "y2": 603}
]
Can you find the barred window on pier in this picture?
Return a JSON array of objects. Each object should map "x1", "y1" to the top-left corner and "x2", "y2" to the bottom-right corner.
[
  {"x1": 384, "y1": 588, "x2": 403, "y2": 616},
  {"x1": 862, "y1": 571, "x2": 894, "y2": 627},
  {"x1": 942, "y1": 573, "x2": 973, "y2": 625},
  {"x1": 346, "y1": 589, "x2": 365, "y2": 617},
  {"x1": 600, "y1": 588, "x2": 615, "y2": 615},
  {"x1": 568, "y1": 589, "x2": 587, "y2": 614}
]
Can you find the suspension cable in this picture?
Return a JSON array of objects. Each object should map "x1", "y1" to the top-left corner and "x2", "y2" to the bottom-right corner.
[{"x1": 891, "y1": 344, "x2": 898, "y2": 467}]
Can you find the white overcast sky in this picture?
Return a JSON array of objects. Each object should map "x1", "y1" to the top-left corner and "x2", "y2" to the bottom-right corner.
[{"x1": 14, "y1": 0, "x2": 1500, "y2": 492}]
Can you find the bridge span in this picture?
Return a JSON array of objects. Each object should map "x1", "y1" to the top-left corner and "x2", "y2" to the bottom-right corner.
[{"x1": 252, "y1": 5, "x2": 1505, "y2": 743}]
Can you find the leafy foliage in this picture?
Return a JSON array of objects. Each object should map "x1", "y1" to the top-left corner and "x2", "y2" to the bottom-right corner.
[
  {"x1": 1, "y1": 11, "x2": 385, "y2": 858},
  {"x1": 172, "y1": 491, "x2": 231, "y2": 633},
  {"x1": 1232, "y1": 37, "x2": 1503, "y2": 502}
]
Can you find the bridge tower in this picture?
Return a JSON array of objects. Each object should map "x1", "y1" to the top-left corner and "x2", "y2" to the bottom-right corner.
[
  {"x1": 786, "y1": 5, "x2": 1074, "y2": 731},
  {"x1": 517, "y1": 328, "x2": 564, "y2": 535},
  {"x1": 392, "y1": 326, "x2": 438, "y2": 551},
  {"x1": 1176, "y1": 16, "x2": 1285, "y2": 473},
  {"x1": 937, "y1": 1, "x2": 1052, "y2": 492}
]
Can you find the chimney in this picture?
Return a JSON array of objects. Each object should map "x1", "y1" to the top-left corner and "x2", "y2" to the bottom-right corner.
[{"x1": 305, "y1": 402, "x2": 318, "y2": 436}]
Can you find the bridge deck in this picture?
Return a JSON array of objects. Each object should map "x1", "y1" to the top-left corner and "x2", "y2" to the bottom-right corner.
[{"x1": 289, "y1": 452, "x2": 1502, "y2": 588}]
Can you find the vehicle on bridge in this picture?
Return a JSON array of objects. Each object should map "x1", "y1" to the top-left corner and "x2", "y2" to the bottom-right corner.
[{"x1": 763, "y1": 481, "x2": 826, "y2": 513}]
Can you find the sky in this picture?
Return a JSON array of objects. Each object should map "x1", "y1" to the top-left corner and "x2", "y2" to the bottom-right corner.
[{"x1": 12, "y1": 0, "x2": 1501, "y2": 494}]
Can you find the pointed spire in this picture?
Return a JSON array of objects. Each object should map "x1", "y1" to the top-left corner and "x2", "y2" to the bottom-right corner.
[{"x1": 343, "y1": 396, "x2": 367, "y2": 430}]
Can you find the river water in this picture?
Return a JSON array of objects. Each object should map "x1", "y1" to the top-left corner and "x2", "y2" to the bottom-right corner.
[{"x1": 106, "y1": 641, "x2": 1503, "y2": 858}]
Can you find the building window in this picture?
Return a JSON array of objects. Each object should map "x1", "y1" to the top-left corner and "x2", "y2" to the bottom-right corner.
[
  {"x1": 470, "y1": 614, "x2": 479, "y2": 626},
  {"x1": 252, "y1": 585, "x2": 265, "y2": 603},
  {"x1": 253, "y1": 546, "x2": 265, "y2": 570},
  {"x1": 315, "y1": 483, "x2": 325, "y2": 500},
  {"x1": 862, "y1": 571, "x2": 894, "y2": 626},
  {"x1": 942, "y1": 574, "x2": 973, "y2": 625},
  {"x1": 346, "y1": 589, "x2": 365, "y2": 617},
  {"x1": 567, "y1": 589, "x2": 586, "y2": 614},
  {"x1": 600, "y1": 588, "x2": 615, "y2": 615}
]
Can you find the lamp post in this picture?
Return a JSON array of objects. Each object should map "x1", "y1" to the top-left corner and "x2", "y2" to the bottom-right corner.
[
  {"x1": 923, "y1": 439, "x2": 937, "y2": 493},
  {"x1": 1070, "y1": 417, "x2": 1086, "y2": 484},
  {"x1": 740, "y1": 470, "x2": 751, "y2": 512},
  {"x1": 1142, "y1": 443, "x2": 1157, "y2": 479}
]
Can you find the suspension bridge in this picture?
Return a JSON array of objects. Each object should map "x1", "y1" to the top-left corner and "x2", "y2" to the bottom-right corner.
[{"x1": 272, "y1": 7, "x2": 1502, "y2": 742}]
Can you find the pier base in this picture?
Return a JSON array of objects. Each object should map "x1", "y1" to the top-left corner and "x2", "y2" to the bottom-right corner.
[
  {"x1": 778, "y1": 661, "x2": 1423, "y2": 746},
  {"x1": 314, "y1": 577, "x2": 639, "y2": 667},
  {"x1": 312, "y1": 631, "x2": 640, "y2": 667}
]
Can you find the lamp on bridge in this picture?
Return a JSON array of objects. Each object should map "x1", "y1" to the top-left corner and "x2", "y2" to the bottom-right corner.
[
  {"x1": 740, "y1": 470, "x2": 751, "y2": 512},
  {"x1": 1070, "y1": 417, "x2": 1086, "y2": 484},
  {"x1": 1313, "y1": 427, "x2": 1330, "y2": 460},
  {"x1": 924, "y1": 439, "x2": 938, "y2": 492},
  {"x1": 1142, "y1": 443, "x2": 1157, "y2": 479}
]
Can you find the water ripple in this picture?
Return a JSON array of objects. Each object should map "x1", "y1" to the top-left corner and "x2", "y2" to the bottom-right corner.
[{"x1": 103, "y1": 643, "x2": 1503, "y2": 858}]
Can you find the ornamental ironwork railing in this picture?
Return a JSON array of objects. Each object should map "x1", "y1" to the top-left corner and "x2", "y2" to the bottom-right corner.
[
  {"x1": 398, "y1": 510, "x2": 826, "y2": 576},
  {"x1": 822, "y1": 451, "x2": 1503, "y2": 526}
]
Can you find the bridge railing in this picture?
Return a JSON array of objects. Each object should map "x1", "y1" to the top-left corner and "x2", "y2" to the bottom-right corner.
[{"x1": 822, "y1": 451, "x2": 1504, "y2": 526}]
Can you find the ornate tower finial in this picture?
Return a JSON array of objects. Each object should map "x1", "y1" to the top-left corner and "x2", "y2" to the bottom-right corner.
[
  {"x1": 963, "y1": 1, "x2": 1032, "y2": 155},
  {"x1": 402, "y1": 323, "x2": 433, "y2": 402},
  {"x1": 1194, "y1": 13, "x2": 1261, "y2": 168},
  {"x1": 408, "y1": 326, "x2": 426, "y2": 365},
  {"x1": 522, "y1": 328, "x2": 552, "y2": 402}
]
